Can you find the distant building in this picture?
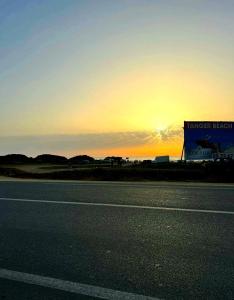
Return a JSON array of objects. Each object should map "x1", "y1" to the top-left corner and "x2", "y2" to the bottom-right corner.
[{"x1": 153, "y1": 155, "x2": 170, "y2": 163}]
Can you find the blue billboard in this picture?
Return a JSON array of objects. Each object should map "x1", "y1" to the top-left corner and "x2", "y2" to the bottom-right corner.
[{"x1": 184, "y1": 121, "x2": 234, "y2": 160}]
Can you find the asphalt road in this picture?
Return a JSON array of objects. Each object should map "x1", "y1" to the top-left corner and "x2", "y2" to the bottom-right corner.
[{"x1": 0, "y1": 180, "x2": 233, "y2": 299}]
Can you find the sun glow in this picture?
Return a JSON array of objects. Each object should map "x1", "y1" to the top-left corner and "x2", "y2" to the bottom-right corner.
[
  {"x1": 71, "y1": 63, "x2": 223, "y2": 135},
  {"x1": 155, "y1": 123, "x2": 168, "y2": 133}
]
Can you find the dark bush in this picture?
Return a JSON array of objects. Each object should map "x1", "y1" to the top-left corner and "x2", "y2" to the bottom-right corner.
[
  {"x1": 69, "y1": 155, "x2": 95, "y2": 164},
  {"x1": 34, "y1": 154, "x2": 68, "y2": 164},
  {"x1": 0, "y1": 154, "x2": 32, "y2": 164}
]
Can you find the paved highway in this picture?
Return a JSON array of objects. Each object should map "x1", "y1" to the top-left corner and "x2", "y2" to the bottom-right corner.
[{"x1": 0, "y1": 180, "x2": 233, "y2": 299}]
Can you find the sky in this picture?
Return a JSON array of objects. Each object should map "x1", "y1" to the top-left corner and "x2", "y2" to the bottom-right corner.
[{"x1": 0, "y1": 0, "x2": 233, "y2": 158}]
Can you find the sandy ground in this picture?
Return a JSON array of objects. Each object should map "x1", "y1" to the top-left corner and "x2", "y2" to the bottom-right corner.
[
  {"x1": 0, "y1": 164, "x2": 71, "y2": 174},
  {"x1": 0, "y1": 163, "x2": 110, "y2": 174},
  {"x1": 0, "y1": 176, "x2": 23, "y2": 181}
]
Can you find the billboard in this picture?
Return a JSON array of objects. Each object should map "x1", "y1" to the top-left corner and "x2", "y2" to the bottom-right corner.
[{"x1": 184, "y1": 121, "x2": 234, "y2": 160}]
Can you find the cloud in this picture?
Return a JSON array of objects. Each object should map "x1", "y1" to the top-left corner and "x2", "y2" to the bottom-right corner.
[
  {"x1": 0, "y1": 128, "x2": 182, "y2": 157},
  {"x1": 158, "y1": 126, "x2": 183, "y2": 142}
]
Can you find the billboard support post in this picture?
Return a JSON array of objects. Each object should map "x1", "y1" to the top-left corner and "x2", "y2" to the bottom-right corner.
[
  {"x1": 180, "y1": 141, "x2": 185, "y2": 162},
  {"x1": 180, "y1": 127, "x2": 185, "y2": 161}
]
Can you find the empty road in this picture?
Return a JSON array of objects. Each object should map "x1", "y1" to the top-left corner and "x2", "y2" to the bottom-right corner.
[{"x1": 0, "y1": 180, "x2": 233, "y2": 299}]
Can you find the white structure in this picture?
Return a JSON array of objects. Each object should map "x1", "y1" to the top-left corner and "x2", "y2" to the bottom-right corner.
[{"x1": 153, "y1": 155, "x2": 170, "y2": 163}]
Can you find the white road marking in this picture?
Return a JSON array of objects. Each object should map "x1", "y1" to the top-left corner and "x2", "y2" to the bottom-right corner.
[
  {"x1": 0, "y1": 197, "x2": 234, "y2": 215},
  {"x1": 0, "y1": 268, "x2": 160, "y2": 300}
]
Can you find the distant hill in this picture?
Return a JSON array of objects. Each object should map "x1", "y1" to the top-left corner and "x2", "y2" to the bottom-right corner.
[
  {"x1": 69, "y1": 155, "x2": 95, "y2": 164},
  {"x1": 34, "y1": 154, "x2": 68, "y2": 164},
  {"x1": 0, "y1": 153, "x2": 96, "y2": 164},
  {"x1": 0, "y1": 154, "x2": 32, "y2": 164}
]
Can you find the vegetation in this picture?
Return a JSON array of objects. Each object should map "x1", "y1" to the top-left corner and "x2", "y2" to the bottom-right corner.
[
  {"x1": 0, "y1": 156, "x2": 233, "y2": 183},
  {"x1": 69, "y1": 155, "x2": 95, "y2": 164},
  {"x1": 0, "y1": 154, "x2": 33, "y2": 164},
  {"x1": 0, "y1": 154, "x2": 95, "y2": 164},
  {"x1": 35, "y1": 154, "x2": 67, "y2": 164}
]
